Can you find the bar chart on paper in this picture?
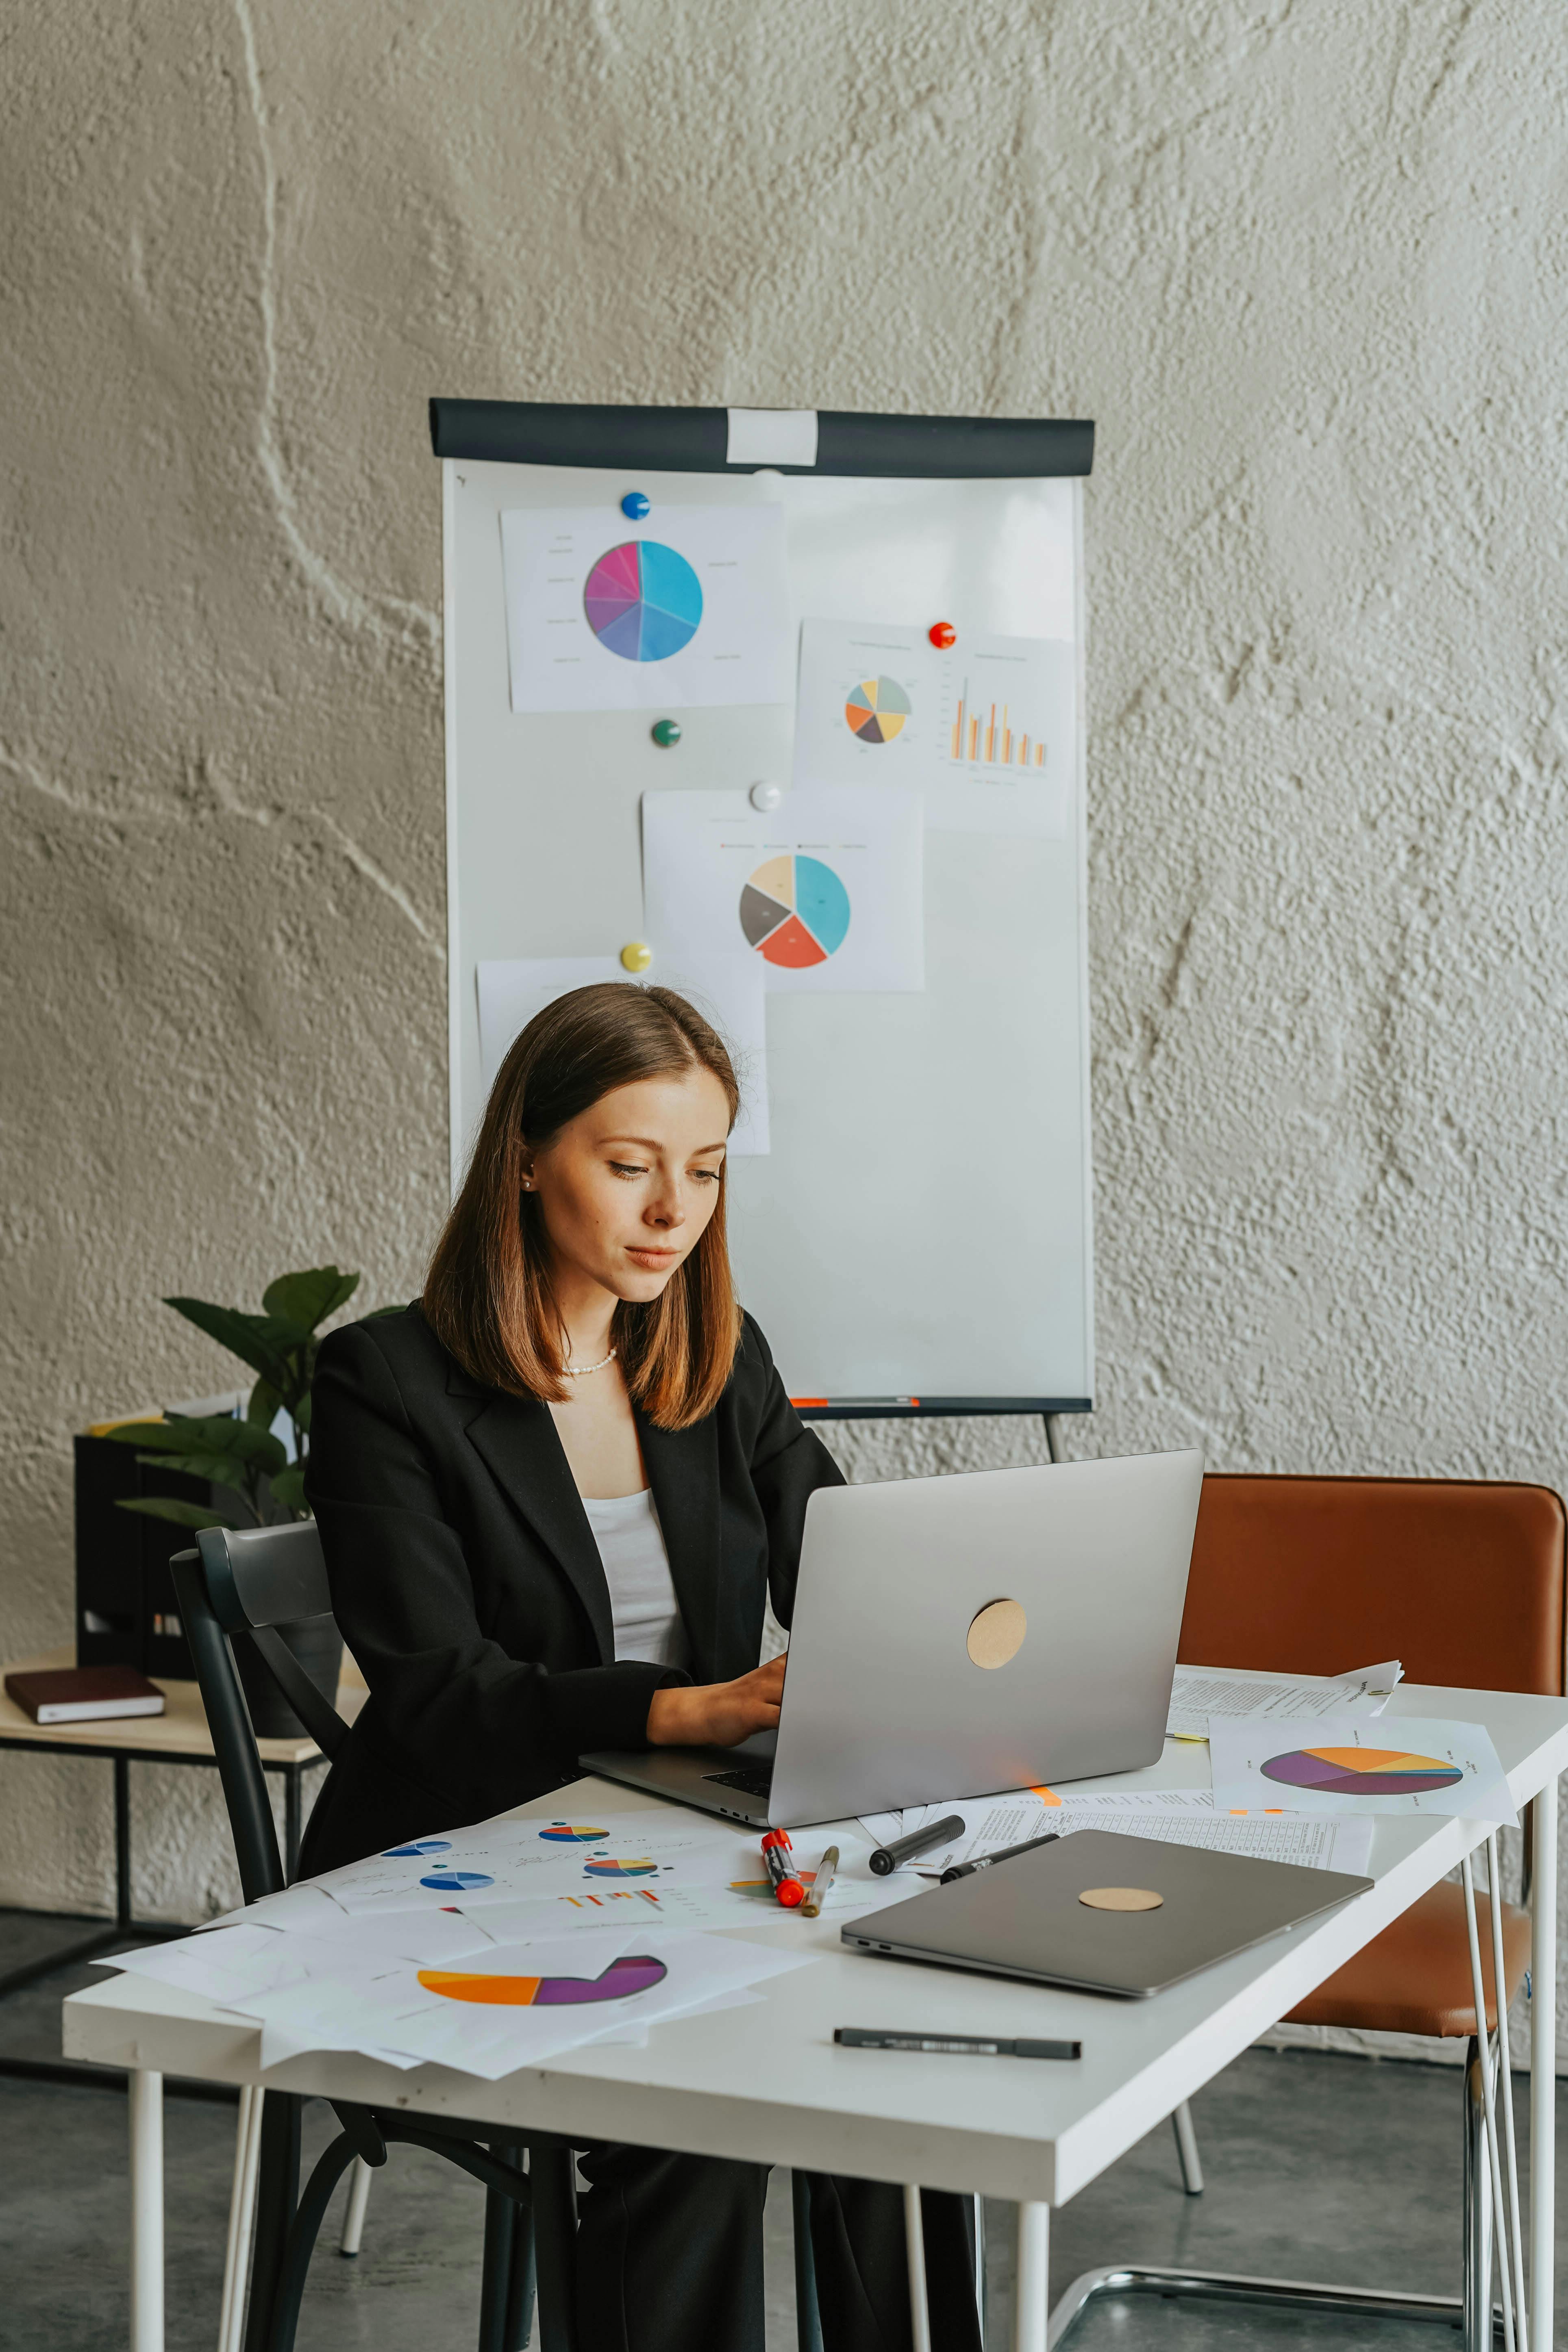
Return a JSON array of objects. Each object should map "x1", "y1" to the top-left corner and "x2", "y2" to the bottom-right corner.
[
  {"x1": 947, "y1": 678, "x2": 1048, "y2": 769},
  {"x1": 794, "y1": 618, "x2": 1077, "y2": 837}
]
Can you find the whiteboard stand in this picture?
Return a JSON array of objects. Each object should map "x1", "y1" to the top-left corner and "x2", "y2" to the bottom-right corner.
[{"x1": 433, "y1": 398, "x2": 1097, "y2": 1430}]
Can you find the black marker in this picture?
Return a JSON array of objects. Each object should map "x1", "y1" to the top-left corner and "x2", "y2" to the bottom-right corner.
[
  {"x1": 835, "y1": 2028, "x2": 1080, "y2": 2060},
  {"x1": 869, "y1": 1815, "x2": 968, "y2": 1877},
  {"x1": 939, "y1": 1830, "x2": 1061, "y2": 1884}
]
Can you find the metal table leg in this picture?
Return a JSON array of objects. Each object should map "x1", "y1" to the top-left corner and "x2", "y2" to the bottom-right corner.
[
  {"x1": 114, "y1": 1754, "x2": 133, "y2": 1928},
  {"x1": 129, "y1": 2068, "x2": 164, "y2": 2352},
  {"x1": 283, "y1": 1766, "x2": 302, "y2": 1882},
  {"x1": 1531, "y1": 1775, "x2": 1557, "y2": 2352},
  {"x1": 904, "y1": 2184, "x2": 932, "y2": 2352},
  {"x1": 1015, "y1": 2202, "x2": 1049, "y2": 2352}
]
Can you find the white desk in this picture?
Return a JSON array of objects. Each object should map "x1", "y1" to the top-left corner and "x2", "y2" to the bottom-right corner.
[{"x1": 64, "y1": 1683, "x2": 1568, "y2": 2352}]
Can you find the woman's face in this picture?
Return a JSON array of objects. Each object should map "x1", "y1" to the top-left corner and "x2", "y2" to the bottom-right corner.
[{"x1": 524, "y1": 1065, "x2": 731, "y2": 1305}]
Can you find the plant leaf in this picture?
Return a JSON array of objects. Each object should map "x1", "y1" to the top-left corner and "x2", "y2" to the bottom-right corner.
[
  {"x1": 247, "y1": 1378, "x2": 283, "y2": 1429},
  {"x1": 133, "y1": 1451, "x2": 264, "y2": 1487},
  {"x1": 136, "y1": 1415, "x2": 287, "y2": 1471},
  {"x1": 291, "y1": 1390, "x2": 312, "y2": 1436},
  {"x1": 261, "y1": 1268, "x2": 360, "y2": 1334},
  {"x1": 269, "y1": 1466, "x2": 309, "y2": 1515},
  {"x1": 102, "y1": 1419, "x2": 194, "y2": 1452},
  {"x1": 163, "y1": 1299, "x2": 296, "y2": 1388},
  {"x1": 115, "y1": 1497, "x2": 251, "y2": 1531}
]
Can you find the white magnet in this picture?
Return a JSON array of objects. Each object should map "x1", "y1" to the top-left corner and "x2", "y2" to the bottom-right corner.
[{"x1": 749, "y1": 781, "x2": 783, "y2": 811}]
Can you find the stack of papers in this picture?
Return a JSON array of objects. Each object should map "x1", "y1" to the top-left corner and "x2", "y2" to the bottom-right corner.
[
  {"x1": 859, "y1": 1790, "x2": 1374, "y2": 1878},
  {"x1": 1166, "y1": 1660, "x2": 1402, "y2": 1741},
  {"x1": 94, "y1": 1806, "x2": 918, "y2": 2079}
]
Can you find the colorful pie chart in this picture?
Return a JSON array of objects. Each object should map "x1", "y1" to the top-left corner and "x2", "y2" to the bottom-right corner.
[
  {"x1": 1261, "y1": 1746, "x2": 1464, "y2": 1797},
  {"x1": 419, "y1": 1870, "x2": 494, "y2": 1892},
  {"x1": 844, "y1": 675, "x2": 911, "y2": 744},
  {"x1": 583, "y1": 540, "x2": 702, "y2": 662},
  {"x1": 383, "y1": 1840, "x2": 452, "y2": 1858},
  {"x1": 583, "y1": 1858, "x2": 659, "y2": 1878},
  {"x1": 418, "y1": 1953, "x2": 668, "y2": 2007},
  {"x1": 739, "y1": 854, "x2": 851, "y2": 969},
  {"x1": 541, "y1": 1823, "x2": 609, "y2": 1843}
]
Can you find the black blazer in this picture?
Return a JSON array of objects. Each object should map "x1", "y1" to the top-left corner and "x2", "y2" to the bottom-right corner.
[{"x1": 298, "y1": 1304, "x2": 844, "y2": 1874}]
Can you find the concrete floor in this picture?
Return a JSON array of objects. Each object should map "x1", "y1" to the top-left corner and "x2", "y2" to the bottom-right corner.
[{"x1": 2, "y1": 1907, "x2": 1560, "y2": 2350}]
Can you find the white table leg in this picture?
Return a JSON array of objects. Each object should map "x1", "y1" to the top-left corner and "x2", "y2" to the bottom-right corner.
[
  {"x1": 1013, "y1": 2201, "x2": 1048, "y2": 2352},
  {"x1": 216, "y1": 2085, "x2": 251, "y2": 2352},
  {"x1": 1532, "y1": 1775, "x2": 1557, "y2": 2352},
  {"x1": 339, "y1": 2153, "x2": 373, "y2": 2257},
  {"x1": 129, "y1": 2068, "x2": 164, "y2": 2352},
  {"x1": 220, "y1": 2087, "x2": 263, "y2": 2352},
  {"x1": 904, "y1": 2184, "x2": 932, "y2": 2352}
]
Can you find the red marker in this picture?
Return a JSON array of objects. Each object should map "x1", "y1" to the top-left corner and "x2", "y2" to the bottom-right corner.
[
  {"x1": 929, "y1": 621, "x2": 956, "y2": 649},
  {"x1": 761, "y1": 1828, "x2": 806, "y2": 1908}
]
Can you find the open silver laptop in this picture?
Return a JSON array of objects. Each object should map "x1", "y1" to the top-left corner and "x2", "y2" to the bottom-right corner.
[{"x1": 581, "y1": 1446, "x2": 1205, "y2": 1830}]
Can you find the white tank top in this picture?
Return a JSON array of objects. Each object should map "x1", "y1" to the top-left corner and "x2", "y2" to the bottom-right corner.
[{"x1": 580, "y1": 1489, "x2": 689, "y2": 1671}]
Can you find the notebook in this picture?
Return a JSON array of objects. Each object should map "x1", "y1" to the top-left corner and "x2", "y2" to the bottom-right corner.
[
  {"x1": 4, "y1": 1666, "x2": 166, "y2": 1724},
  {"x1": 841, "y1": 1828, "x2": 1373, "y2": 1999}
]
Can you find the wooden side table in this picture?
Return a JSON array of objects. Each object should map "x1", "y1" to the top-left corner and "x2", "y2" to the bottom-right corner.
[{"x1": 0, "y1": 1643, "x2": 364, "y2": 2087}]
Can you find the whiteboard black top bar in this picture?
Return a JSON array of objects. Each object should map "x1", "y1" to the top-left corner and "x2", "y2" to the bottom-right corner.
[{"x1": 429, "y1": 399, "x2": 1094, "y2": 480}]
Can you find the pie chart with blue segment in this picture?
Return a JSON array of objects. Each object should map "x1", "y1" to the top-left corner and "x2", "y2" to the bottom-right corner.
[
  {"x1": 739, "y1": 853, "x2": 852, "y2": 968},
  {"x1": 584, "y1": 540, "x2": 703, "y2": 662}
]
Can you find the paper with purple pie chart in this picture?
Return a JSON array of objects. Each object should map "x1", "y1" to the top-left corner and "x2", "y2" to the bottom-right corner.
[
  {"x1": 1208, "y1": 1715, "x2": 1516, "y2": 1823},
  {"x1": 500, "y1": 503, "x2": 792, "y2": 712}
]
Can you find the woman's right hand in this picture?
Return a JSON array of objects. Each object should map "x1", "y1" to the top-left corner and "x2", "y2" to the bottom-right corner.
[{"x1": 646, "y1": 1653, "x2": 785, "y2": 1749}]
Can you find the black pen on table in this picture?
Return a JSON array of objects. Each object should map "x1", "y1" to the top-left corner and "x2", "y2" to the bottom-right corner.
[
  {"x1": 835, "y1": 2028, "x2": 1081, "y2": 2060},
  {"x1": 868, "y1": 1814, "x2": 968, "y2": 1877},
  {"x1": 939, "y1": 1830, "x2": 1061, "y2": 1883}
]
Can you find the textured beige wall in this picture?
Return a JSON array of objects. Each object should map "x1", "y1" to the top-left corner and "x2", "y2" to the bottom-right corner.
[{"x1": 3, "y1": 0, "x2": 1565, "y2": 2045}]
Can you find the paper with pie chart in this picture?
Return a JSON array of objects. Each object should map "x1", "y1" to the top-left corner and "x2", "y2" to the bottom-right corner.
[
  {"x1": 792, "y1": 618, "x2": 1077, "y2": 838},
  {"x1": 1208, "y1": 1715, "x2": 1516, "y2": 1823},
  {"x1": 642, "y1": 786, "x2": 924, "y2": 995},
  {"x1": 474, "y1": 950, "x2": 770, "y2": 1154},
  {"x1": 500, "y1": 503, "x2": 792, "y2": 713}
]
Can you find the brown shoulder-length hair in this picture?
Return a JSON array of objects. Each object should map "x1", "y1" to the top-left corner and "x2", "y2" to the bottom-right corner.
[{"x1": 424, "y1": 983, "x2": 743, "y2": 1430}]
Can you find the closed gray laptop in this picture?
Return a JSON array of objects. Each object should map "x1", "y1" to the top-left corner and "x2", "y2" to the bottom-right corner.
[
  {"x1": 581, "y1": 1447, "x2": 1204, "y2": 1830},
  {"x1": 841, "y1": 1828, "x2": 1374, "y2": 1998}
]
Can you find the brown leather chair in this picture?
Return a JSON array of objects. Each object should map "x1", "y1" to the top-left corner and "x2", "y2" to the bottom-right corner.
[{"x1": 1177, "y1": 1475, "x2": 1563, "y2": 2344}]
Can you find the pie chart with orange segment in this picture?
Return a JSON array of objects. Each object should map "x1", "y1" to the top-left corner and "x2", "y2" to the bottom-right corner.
[
  {"x1": 1261, "y1": 1746, "x2": 1463, "y2": 1797},
  {"x1": 418, "y1": 1953, "x2": 668, "y2": 2006},
  {"x1": 844, "y1": 675, "x2": 911, "y2": 744},
  {"x1": 739, "y1": 854, "x2": 851, "y2": 969}
]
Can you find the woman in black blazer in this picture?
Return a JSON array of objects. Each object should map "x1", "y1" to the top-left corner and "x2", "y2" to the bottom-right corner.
[{"x1": 302, "y1": 983, "x2": 981, "y2": 2352}]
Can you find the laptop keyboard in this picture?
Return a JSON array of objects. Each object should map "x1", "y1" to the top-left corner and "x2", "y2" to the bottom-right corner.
[{"x1": 702, "y1": 1766, "x2": 774, "y2": 1799}]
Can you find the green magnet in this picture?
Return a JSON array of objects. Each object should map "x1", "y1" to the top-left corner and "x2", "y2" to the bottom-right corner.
[{"x1": 651, "y1": 718, "x2": 682, "y2": 748}]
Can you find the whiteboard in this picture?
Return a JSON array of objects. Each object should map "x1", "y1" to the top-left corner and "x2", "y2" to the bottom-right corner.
[{"x1": 443, "y1": 442, "x2": 1092, "y2": 1412}]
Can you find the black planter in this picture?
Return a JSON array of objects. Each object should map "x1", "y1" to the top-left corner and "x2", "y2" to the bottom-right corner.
[{"x1": 234, "y1": 1611, "x2": 344, "y2": 1741}]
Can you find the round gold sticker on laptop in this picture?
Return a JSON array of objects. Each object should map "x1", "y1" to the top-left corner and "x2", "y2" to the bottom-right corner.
[
  {"x1": 966, "y1": 1599, "x2": 1026, "y2": 1669},
  {"x1": 1079, "y1": 1886, "x2": 1164, "y2": 1912}
]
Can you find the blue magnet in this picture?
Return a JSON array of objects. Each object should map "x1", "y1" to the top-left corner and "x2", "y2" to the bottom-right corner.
[{"x1": 621, "y1": 490, "x2": 651, "y2": 519}]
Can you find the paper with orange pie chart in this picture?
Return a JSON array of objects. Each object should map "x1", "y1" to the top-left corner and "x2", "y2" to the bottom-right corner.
[
  {"x1": 225, "y1": 1930, "x2": 816, "y2": 2078},
  {"x1": 1209, "y1": 1715, "x2": 1516, "y2": 1824},
  {"x1": 641, "y1": 787, "x2": 924, "y2": 995}
]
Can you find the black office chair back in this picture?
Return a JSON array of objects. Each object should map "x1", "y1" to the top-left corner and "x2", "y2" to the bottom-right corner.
[{"x1": 172, "y1": 1522, "x2": 350, "y2": 1904}]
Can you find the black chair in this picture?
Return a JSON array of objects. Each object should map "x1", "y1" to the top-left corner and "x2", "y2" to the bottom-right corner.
[{"x1": 173, "y1": 1521, "x2": 576, "y2": 2352}]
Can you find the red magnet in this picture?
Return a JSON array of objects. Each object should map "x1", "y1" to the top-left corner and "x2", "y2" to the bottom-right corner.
[{"x1": 928, "y1": 621, "x2": 956, "y2": 649}]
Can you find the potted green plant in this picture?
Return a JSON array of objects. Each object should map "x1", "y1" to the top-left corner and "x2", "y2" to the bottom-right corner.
[{"x1": 105, "y1": 1266, "x2": 380, "y2": 1736}]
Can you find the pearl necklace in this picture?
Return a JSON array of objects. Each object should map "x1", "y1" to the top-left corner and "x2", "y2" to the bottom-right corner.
[{"x1": 564, "y1": 1347, "x2": 617, "y2": 1378}]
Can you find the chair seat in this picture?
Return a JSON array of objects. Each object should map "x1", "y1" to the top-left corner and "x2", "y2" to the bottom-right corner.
[{"x1": 1285, "y1": 1882, "x2": 1529, "y2": 2038}]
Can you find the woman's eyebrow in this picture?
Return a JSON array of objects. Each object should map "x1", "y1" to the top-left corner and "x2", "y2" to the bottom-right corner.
[{"x1": 601, "y1": 1135, "x2": 727, "y2": 1153}]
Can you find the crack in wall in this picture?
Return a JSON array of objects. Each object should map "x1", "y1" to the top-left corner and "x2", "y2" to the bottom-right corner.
[
  {"x1": 232, "y1": 0, "x2": 439, "y2": 658},
  {"x1": 316, "y1": 811, "x2": 442, "y2": 957}
]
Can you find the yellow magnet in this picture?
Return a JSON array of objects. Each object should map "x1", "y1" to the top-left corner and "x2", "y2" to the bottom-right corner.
[{"x1": 620, "y1": 942, "x2": 653, "y2": 973}]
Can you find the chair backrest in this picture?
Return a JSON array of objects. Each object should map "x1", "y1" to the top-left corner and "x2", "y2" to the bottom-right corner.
[
  {"x1": 1179, "y1": 1475, "x2": 1566, "y2": 1697},
  {"x1": 172, "y1": 1521, "x2": 350, "y2": 1903}
]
